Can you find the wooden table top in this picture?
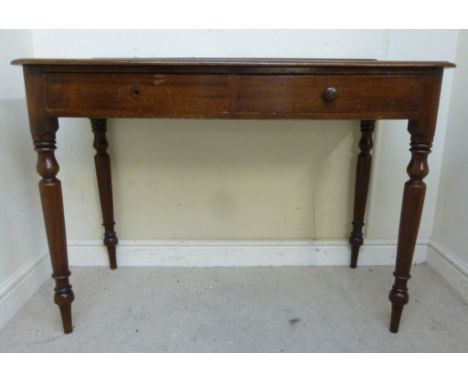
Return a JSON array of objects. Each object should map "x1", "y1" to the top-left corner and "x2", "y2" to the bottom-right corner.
[{"x1": 11, "y1": 58, "x2": 455, "y2": 68}]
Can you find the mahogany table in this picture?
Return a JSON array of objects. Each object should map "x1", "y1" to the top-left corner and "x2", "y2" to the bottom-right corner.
[{"x1": 12, "y1": 58, "x2": 455, "y2": 334}]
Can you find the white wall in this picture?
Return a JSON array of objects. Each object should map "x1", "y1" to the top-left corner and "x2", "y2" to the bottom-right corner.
[
  {"x1": 429, "y1": 30, "x2": 468, "y2": 295},
  {"x1": 0, "y1": 30, "x2": 50, "y2": 329}
]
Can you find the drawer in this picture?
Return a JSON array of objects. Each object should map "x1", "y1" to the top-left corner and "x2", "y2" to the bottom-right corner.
[
  {"x1": 44, "y1": 73, "x2": 425, "y2": 119},
  {"x1": 236, "y1": 75, "x2": 424, "y2": 116},
  {"x1": 45, "y1": 73, "x2": 231, "y2": 117}
]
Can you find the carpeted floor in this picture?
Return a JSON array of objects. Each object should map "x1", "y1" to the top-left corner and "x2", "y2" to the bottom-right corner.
[{"x1": 1, "y1": 264, "x2": 467, "y2": 352}]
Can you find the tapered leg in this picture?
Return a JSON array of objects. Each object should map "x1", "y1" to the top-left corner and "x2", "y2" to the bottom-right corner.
[
  {"x1": 389, "y1": 121, "x2": 432, "y2": 333},
  {"x1": 91, "y1": 119, "x2": 118, "y2": 269},
  {"x1": 349, "y1": 120, "x2": 375, "y2": 268},
  {"x1": 34, "y1": 124, "x2": 75, "y2": 334}
]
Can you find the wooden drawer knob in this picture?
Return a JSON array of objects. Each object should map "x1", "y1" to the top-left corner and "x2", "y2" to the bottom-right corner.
[{"x1": 322, "y1": 87, "x2": 338, "y2": 103}]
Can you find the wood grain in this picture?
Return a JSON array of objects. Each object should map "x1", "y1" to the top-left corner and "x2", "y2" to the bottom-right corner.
[{"x1": 44, "y1": 73, "x2": 425, "y2": 119}]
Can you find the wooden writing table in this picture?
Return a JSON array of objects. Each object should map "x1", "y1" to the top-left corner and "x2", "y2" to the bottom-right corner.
[{"x1": 12, "y1": 58, "x2": 455, "y2": 334}]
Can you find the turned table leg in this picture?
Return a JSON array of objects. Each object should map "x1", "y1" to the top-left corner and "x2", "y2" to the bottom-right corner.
[
  {"x1": 349, "y1": 120, "x2": 375, "y2": 268},
  {"x1": 91, "y1": 119, "x2": 118, "y2": 269},
  {"x1": 34, "y1": 122, "x2": 75, "y2": 334},
  {"x1": 389, "y1": 120, "x2": 433, "y2": 333}
]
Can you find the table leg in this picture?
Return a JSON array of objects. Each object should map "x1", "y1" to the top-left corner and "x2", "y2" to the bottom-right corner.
[
  {"x1": 349, "y1": 120, "x2": 375, "y2": 268},
  {"x1": 34, "y1": 121, "x2": 75, "y2": 334},
  {"x1": 91, "y1": 118, "x2": 118, "y2": 269},
  {"x1": 389, "y1": 120, "x2": 432, "y2": 333}
]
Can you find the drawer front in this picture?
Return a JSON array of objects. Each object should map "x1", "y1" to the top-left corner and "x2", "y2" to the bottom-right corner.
[
  {"x1": 236, "y1": 75, "x2": 424, "y2": 116},
  {"x1": 45, "y1": 73, "x2": 231, "y2": 117},
  {"x1": 45, "y1": 73, "x2": 425, "y2": 119}
]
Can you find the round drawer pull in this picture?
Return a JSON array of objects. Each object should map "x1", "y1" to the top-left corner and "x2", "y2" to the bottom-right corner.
[{"x1": 322, "y1": 87, "x2": 338, "y2": 103}]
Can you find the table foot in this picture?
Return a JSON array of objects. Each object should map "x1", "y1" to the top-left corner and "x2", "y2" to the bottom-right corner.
[
  {"x1": 389, "y1": 303, "x2": 404, "y2": 333},
  {"x1": 59, "y1": 304, "x2": 73, "y2": 334},
  {"x1": 349, "y1": 243, "x2": 361, "y2": 269}
]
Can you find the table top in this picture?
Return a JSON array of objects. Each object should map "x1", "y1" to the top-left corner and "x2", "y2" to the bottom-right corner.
[{"x1": 11, "y1": 58, "x2": 456, "y2": 68}]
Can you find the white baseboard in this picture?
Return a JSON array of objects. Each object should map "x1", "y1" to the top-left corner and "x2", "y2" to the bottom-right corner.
[
  {"x1": 427, "y1": 240, "x2": 468, "y2": 302},
  {"x1": 68, "y1": 239, "x2": 428, "y2": 267},
  {"x1": 0, "y1": 254, "x2": 50, "y2": 330}
]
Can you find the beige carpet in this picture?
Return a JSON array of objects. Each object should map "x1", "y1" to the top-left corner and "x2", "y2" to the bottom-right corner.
[{"x1": 1, "y1": 264, "x2": 467, "y2": 352}]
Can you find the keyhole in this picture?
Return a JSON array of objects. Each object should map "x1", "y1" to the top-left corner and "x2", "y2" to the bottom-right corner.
[{"x1": 133, "y1": 88, "x2": 140, "y2": 96}]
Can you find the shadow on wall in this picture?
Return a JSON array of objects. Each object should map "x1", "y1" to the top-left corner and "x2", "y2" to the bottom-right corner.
[{"x1": 55, "y1": 118, "x2": 359, "y2": 241}]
